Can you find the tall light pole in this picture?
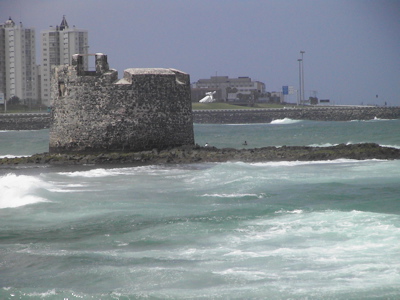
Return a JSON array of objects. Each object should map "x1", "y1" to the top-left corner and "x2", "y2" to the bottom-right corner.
[
  {"x1": 297, "y1": 59, "x2": 302, "y2": 105},
  {"x1": 300, "y1": 50, "x2": 305, "y2": 103}
]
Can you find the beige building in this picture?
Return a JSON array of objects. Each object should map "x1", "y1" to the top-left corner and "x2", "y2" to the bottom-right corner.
[
  {"x1": 41, "y1": 16, "x2": 88, "y2": 105},
  {"x1": 192, "y1": 76, "x2": 266, "y2": 102},
  {"x1": 0, "y1": 17, "x2": 37, "y2": 106}
]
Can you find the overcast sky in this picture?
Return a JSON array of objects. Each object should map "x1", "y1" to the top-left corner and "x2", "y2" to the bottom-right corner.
[{"x1": 1, "y1": 0, "x2": 399, "y2": 105}]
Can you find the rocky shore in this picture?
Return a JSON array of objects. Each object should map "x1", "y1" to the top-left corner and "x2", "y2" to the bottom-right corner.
[{"x1": 1, "y1": 143, "x2": 399, "y2": 166}]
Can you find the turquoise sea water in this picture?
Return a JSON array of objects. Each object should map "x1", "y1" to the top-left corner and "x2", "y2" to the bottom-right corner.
[{"x1": 1, "y1": 118, "x2": 400, "y2": 299}]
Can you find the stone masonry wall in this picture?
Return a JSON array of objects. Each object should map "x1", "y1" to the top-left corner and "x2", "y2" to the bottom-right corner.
[{"x1": 49, "y1": 54, "x2": 194, "y2": 153}]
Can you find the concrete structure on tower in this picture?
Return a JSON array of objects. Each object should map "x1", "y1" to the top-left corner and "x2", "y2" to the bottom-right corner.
[
  {"x1": 0, "y1": 17, "x2": 37, "y2": 106},
  {"x1": 41, "y1": 16, "x2": 88, "y2": 106}
]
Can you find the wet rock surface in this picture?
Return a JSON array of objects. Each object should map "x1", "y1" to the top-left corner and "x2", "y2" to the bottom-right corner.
[{"x1": 1, "y1": 143, "x2": 399, "y2": 166}]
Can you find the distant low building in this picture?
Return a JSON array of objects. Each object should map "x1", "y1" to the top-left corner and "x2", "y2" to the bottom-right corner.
[
  {"x1": 269, "y1": 91, "x2": 284, "y2": 104},
  {"x1": 191, "y1": 76, "x2": 266, "y2": 102},
  {"x1": 319, "y1": 99, "x2": 330, "y2": 105}
]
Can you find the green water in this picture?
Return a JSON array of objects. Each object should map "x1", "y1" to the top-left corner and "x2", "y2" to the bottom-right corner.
[{"x1": 1, "y1": 119, "x2": 400, "y2": 299}]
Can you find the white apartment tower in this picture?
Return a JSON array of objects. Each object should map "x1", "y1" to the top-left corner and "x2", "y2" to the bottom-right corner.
[
  {"x1": 41, "y1": 16, "x2": 88, "y2": 105},
  {"x1": 0, "y1": 17, "x2": 37, "y2": 106}
]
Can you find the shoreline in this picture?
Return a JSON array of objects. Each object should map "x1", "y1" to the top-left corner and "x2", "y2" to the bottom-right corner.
[{"x1": 1, "y1": 143, "x2": 399, "y2": 167}]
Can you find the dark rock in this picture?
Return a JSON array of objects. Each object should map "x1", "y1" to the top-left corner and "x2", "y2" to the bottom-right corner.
[{"x1": 1, "y1": 143, "x2": 399, "y2": 167}]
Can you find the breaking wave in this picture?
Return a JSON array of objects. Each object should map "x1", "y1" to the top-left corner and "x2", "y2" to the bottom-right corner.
[
  {"x1": 270, "y1": 118, "x2": 302, "y2": 124},
  {"x1": 0, "y1": 173, "x2": 50, "y2": 209}
]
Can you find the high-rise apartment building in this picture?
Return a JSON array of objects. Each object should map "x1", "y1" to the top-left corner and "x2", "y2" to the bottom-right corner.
[
  {"x1": 0, "y1": 17, "x2": 37, "y2": 106},
  {"x1": 41, "y1": 16, "x2": 88, "y2": 105}
]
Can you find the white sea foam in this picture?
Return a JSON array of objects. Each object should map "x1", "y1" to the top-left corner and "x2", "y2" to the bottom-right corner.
[
  {"x1": 58, "y1": 167, "x2": 137, "y2": 177},
  {"x1": 275, "y1": 209, "x2": 304, "y2": 214},
  {"x1": 242, "y1": 210, "x2": 400, "y2": 245},
  {"x1": 201, "y1": 193, "x2": 263, "y2": 198},
  {"x1": 301, "y1": 141, "x2": 397, "y2": 148},
  {"x1": 0, "y1": 154, "x2": 28, "y2": 159},
  {"x1": 270, "y1": 118, "x2": 302, "y2": 124},
  {"x1": 213, "y1": 268, "x2": 267, "y2": 280},
  {"x1": 370, "y1": 117, "x2": 395, "y2": 121},
  {"x1": 25, "y1": 289, "x2": 57, "y2": 297},
  {"x1": 46, "y1": 187, "x2": 98, "y2": 193},
  {"x1": 249, "y1": 158, "x2": 367, "y2": 167},
  {"x1": 0, "y1": 173, "x2": 50, "y2": 208},
  {"x1": 58, "y1": 165, "x2": 166, "y2": 178},
  {"x1": 43, "y1": 182, "x2": 94, "y2": 193},
  {"x1": 307, "y1": 143, "x2": 338, "y2": 147},
  {"x1": 381, "y1": 144, "x2": 400, "y2": 149},
  {"x1": 350, "y1": 117, "x2": 395, "y2": 122},
  {"x1": 58, "y1": 165, "x2": 189, "y2": 178},
  {"x1": 342, "y1": 142, "x2": 400, "y2": 149},
  {"x1": 59, "y1": 168, "x2": 121, "y2": 177}
]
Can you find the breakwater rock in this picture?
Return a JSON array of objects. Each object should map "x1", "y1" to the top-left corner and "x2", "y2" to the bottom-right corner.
[
  {"x1": 1, "y1": 107, "x2": 400, "y2": 130},
  {"x1": 1, "y1": 143, "x2": 399, "y2": 166},
  {"x1": 0, "y1": 113, "x2": 49, "y2": 130},
  {"x1": 193, "y1": 106, "x2": 400, "y2": 123}
]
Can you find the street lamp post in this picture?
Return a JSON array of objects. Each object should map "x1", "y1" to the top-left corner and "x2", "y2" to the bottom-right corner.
[
  {"x1": 298, "y1": 59, "x2": 302, "y2": 105},
  {"x1": 300, "y1": 50, "x2": 305, "y2": 103}
]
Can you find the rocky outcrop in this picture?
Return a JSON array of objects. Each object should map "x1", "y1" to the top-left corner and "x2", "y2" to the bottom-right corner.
[{"x1": 1, "y1": 143, "x2": 399, "y2": 166}]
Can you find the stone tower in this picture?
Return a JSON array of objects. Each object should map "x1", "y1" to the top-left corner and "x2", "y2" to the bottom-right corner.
[{"x1": 49, "y1": 53, "x2": 194, "y2": 153}]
